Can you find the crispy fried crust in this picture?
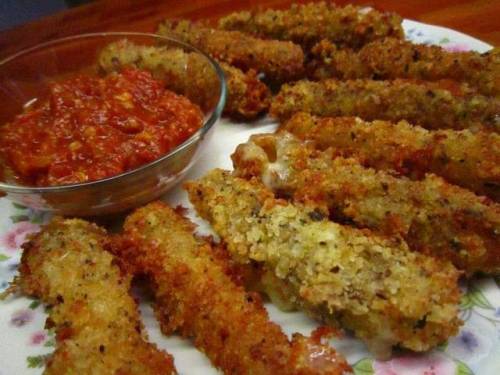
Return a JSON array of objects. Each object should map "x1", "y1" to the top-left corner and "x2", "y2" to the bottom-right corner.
[
  {"x1": 218, "y1": 2, "x2": 403, "y2": 50},
  {"x1": 158, "y1": 20, "x2": 304, "y2": 83},
  {"x1": 218, "y1": 63, "x2": 271, "y2": 120},
  {"x1": 16, "y1": 218, "x2": 176, "y2": 374},
  {"x1": 309, "y1": 38, "x2": 500, "y2": 96},
  {"x1": 270, "y1": 79, "x2": 500, "y2": 132},
  {"x1": 98, "y1": 39, "x2": 270, "y2": 120},
  {"x1": 185, "y1": 169, "x2": 462, "y2": 358},
  {"x1": 111, "y1": 202, "x2": 350, "y2": 375},
  {"x1": 281, "y1": 113, "x2": 500, "y2": 201},
  {"x1": 232, "y1": 132, "x2": 500, "y2": 275}
]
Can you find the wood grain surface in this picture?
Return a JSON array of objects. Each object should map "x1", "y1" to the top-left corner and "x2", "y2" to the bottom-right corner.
[{"x1": 0, "y1": 0, "x2": 498, "y2": 59}]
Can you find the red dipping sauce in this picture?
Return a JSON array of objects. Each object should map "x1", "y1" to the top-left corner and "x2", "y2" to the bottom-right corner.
[{"x1": 0, "y1": 68, "x2": 203, "y2": 186}]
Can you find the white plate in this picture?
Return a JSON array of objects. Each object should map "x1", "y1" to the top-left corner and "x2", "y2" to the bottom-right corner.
[{"x1": 1, "y1": 20, "x2": 499, "y2": 375}]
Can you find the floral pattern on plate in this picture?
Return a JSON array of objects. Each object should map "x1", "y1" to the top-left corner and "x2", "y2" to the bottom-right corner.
[{"x1": 0, "y1": 20, "x2": 498, "y2": 375}]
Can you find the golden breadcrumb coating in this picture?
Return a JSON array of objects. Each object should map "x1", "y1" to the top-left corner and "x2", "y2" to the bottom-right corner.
[
  {"x1": 271, "y1": 79, "x2": 499, "y2": 132},
  {"x1": 111, "y1": 202, "x2": 350, "y2": 375},
  {"x1": 281, "y1": 113, "x2": 500, "y2": 201},
  {"x1": 232, "y1": 132, "x2": 500, "y2": 275},
  {"x1": 218, "y1": 2, "x2": 403, "y2": 51},
  {"x1": 185, "y1": 169, "x2": 462, "y2": 358},
  {"x1": 158, "y1": 19, "x2": 304, "y2": 83},
  {"x1": 16, "y1": 218, "x2": 176, "y2": 374},
  {"x1": 98, "y1": 39, "x2": 270, "y2": 120},
  {"x1": 309, "y1": 38, "x2": 500, "y2": 96}
]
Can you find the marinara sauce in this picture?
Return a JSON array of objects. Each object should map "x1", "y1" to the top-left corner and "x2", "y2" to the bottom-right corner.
[{"x1": 0, "y1": 68, "x2": 203, "y2": 186}]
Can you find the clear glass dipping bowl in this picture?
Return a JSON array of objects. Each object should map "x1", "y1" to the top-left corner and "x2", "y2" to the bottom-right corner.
[{"x1": 0, "y1": 32, "x2": 226, "y2": 216}]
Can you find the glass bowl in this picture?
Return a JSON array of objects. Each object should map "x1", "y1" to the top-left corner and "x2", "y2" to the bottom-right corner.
[{"x1": 0, "y1": 32, "x2": 226, "y2": 216}]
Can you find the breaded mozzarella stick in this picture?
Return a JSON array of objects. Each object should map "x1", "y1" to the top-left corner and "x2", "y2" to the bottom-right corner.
[
  {"x1": 112, "y1": 202, "x2": 351, "y2": 375},
  {"x1": 186, "y1": 169, "x2": 462, "y2": 358},
  {"x1": 271, "y1": 79, "x2": 500, "y2": 132},
  {"x1": 98, "y1": 39, "x2": 271, "y2": 120},
  {"x1": 158, "y1": 20, "x2": 305, "y2": 83},
  {"x1": 15, "y1": 218, "x2": 176, "y2": 375},
  {"x1": 281, "y1": 113, "x2": 500, "y2": 201},
  {"x1": 309, "y1": 38, "x2": 500, "y2": 96},
  {"x1": 232, "y1": 133, "x2": 500, "y2": 275},
  {"x1": 218, "y1": 2, "x2": 404, "y2": 50}
]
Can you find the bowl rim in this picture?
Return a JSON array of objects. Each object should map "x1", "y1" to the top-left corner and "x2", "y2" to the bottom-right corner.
[{"x1": 0, "y1": 31, "x2": 227, "y2": 193}]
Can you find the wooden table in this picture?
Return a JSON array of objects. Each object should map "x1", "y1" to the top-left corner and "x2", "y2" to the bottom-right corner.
[{"x1": 0, "y1": 0, "x2": 498, "y2": 58}]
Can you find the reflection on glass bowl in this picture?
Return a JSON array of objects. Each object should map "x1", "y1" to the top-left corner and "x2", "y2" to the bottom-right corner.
[{"x1": 0, "y1": 32, "x2": 226, "y2": 216}]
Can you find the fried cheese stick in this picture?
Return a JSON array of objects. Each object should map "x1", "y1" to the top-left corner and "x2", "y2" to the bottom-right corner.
[
  {"x1": 231, "y1": 133, "x2": 500, "y2": 275},
  {"x1": 309, "y1": 38, "x2": 500, "y2": 97},
  {"x1": 281, "y1": 113, "x2": 500, "y2": 201},
  {"x1": 218, "y1": 2, "x2": 404, "y2": 51},
  {"x1": 98, "y1": 39, "x2": 270, "y2": 120},
  {"x1": 271, "y1": 79, "x2": 500, "y2": 132},
  {"x1": 112, "y1": 202, "x2": 351, "y2": 374},
  {"x1": 15, "y1": 218, "x2": 176, "y2": 374},
  {"x1": 185, "y1": 169, "x2": 462, "y2": 358},
  {"x1": 158, "y1": 20, "x2": 304, "y2": 83}
]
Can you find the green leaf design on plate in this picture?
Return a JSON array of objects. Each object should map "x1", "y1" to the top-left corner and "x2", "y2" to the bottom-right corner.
[
  {"x1": 44, "y1": 337, "x2": 56, "y2": 347},
  {"x1": 30, "y1": 212, "x2": 44, "y2": 224},
  {"x1": 29, "y1": 300, "x2": 41, "y2": 309},
  {"x1": 9, "y1": 214, "x2": 29, "y2": 223},
  {"x1": 460, "y1": 293, "x2": 472, "y2": 310},
  {"x1": 12, "y1": 202, "x2": 27, "y2": 210},
  {"x1": 0, "y1": 254, "x2": 10, "y2": 262},
  {"x1": 455, "y1": 360, "x2": 474, "y2": 375},
  {"x1": 439, "y1": 37, "x2": 451, "y2": 44},
  {"x1": 436, "y1": 340, "x2": 448, "y2": 351},
  {"x1": 26, "y1": 354, "x2": 51, "y2": 368},
  {"x1": 467, "y1": 284, "x2": 494, "y2": 310},
  {"x1": 353, "y1": 358, "x2": 374, "y2": 375}
]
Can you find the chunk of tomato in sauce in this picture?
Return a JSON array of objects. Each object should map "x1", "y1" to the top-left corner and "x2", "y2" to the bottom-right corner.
[{"x1": 0, "y1": 68, "x2": 203, "y2": 186}]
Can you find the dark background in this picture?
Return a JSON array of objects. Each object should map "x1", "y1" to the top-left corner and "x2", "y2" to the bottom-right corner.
[
  {"x1": 0, "y1": 0, "x2": 497, "y2": 59},
  {"x1": 0, "y1": 0, "x2": 92, "y2": 31}
]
